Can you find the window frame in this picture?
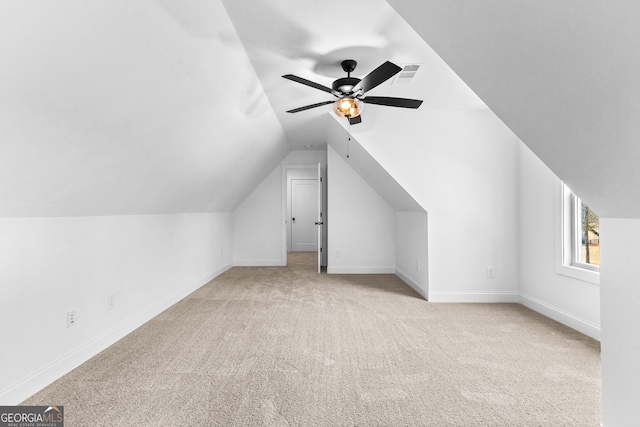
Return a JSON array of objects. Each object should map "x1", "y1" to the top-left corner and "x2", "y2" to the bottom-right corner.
[
  {"x1": 570, "y1": 193, "x2": 600, "y2": 272},
  {"x1": 555, "y1": 182, "x2": 600, "y2": 284}
]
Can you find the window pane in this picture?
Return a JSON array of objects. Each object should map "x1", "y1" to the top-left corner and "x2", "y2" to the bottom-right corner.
[{"x1": 577, "y1": 199, "x2": 600, "y2": 266}]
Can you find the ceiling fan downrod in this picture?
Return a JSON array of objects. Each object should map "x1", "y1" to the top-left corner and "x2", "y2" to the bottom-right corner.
[{"x1": 333, "y1": 60, "x2": 360, "y2": 94}]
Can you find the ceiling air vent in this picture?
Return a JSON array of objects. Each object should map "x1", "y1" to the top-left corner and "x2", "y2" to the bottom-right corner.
[{"x1": 393, "y1": 64, "x2": 421, "y2": 85}]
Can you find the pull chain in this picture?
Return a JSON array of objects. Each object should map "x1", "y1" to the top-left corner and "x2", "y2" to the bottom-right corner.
[{"x1": 347, "y1": 120, "x2": 351, "y2": 158}]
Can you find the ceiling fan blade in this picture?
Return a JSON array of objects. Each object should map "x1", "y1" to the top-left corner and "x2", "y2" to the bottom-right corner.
[
  {"x1": 363, "y1": 96, "x2": 423, "y2": 109},
  {"x1": 348, "y1": 115, "x2": 362, "y2": 125},
  {"x1": 286, "y1": 100, "x2": 334, "y2": 113},
  {"x1": 282, "y1": 74, "x2": 337, "y2": 95},
  {"x1": 352, "y1": 61, "x2": 402, "y2": 94}
]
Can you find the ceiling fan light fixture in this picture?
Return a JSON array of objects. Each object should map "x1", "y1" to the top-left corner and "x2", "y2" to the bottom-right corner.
[{"x1": 333, "y1": 97, "x2": 363, "y2": 119}]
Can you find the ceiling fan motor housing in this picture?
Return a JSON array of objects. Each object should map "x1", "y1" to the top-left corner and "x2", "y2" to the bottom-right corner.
[{"x1": 332, "y1": 77, "x2": 360, "y2": 94}]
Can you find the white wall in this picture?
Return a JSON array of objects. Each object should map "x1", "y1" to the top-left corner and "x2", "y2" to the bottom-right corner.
[
  {"x1": 600, "y1": 218, "x2": 640, "y2": 427},
  {"x1": 396, "y1": 211, "x2": 429, "y2": 299},
  {"x1": 280, "y1": 150, "x2": 326, "y2": 167},
  {"x1": 329, "y1": 113, "x2": 601, "y2": 339},
  {"x1": 232, "y1": 165, "x2": 284, "y2": 266},
  {"x1": 517, "y1": 144, "x2": 600, "y2": 339},
  {"x1": 326, "y1": 118, "x2": 427, "y2": 283},
  {"x1": 342, "y1": 110, "x2": 519, "y2": 301},
  {"x1": 327, "y1": 144, "x2": 396, "y2": 273},
  {"x1": 600, "y1": 218, "x2": 640, "y2": 426},
  {"x1": 0, "y1": 212, "x2": 232, "y2": 405},
  {"x1": 232, "y1": 150, "x2": 326, "y2": 266}
]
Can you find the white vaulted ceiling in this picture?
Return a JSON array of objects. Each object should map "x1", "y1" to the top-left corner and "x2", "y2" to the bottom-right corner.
[
  {"x1": 0, "y1": 0, "x2": 290, "y2": 217},
  {"x1": 2, "y1": 0, "x2": 637, "y2": 220},
  {"x1": 0, "y1": 0, "x2": 489, "y2": 218},
  {"x1": 387, "y1": 0, "x2": 640, "y2": 218}
]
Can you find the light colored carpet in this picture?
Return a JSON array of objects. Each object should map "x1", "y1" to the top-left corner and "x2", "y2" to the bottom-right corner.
[{"x1": 24, "y1": 252, "x2": 601, "y2": 426}]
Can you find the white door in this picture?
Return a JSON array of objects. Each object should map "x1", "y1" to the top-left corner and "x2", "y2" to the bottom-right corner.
[
  {"x1": 291, "y1": 179, "x2": 318, "y2": 252},
  {"x1": 317, "y1": 163, "x2": 324, "y2": 273}
]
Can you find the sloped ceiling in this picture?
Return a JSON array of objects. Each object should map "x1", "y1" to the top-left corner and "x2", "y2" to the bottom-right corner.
[
  {"x1": 387, "y1": 0, "x2": 640, "y2": 218},
  {"x1": 5, "y1": 0, "x2": 638, "y2": 220},
  {"x1": 1, "y1": 0, "x2": 491, "y2": 219},
  {"x1": 0, "y1": 0, "x2": 289, "y2": 217},
  {"x1": 325, "y1": 115, "x2": 424, "y2": 213},
  {"x1": 221, "y1": 0, "x2": 487, "y2": 149}
]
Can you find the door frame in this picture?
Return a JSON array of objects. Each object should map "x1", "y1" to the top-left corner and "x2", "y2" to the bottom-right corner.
[
  {"x1": 317, "y1": 163, "x2": 323, "y2": 273},
  {"x1": 281, "y1": 163, "x2": 326, "y2": 269}
]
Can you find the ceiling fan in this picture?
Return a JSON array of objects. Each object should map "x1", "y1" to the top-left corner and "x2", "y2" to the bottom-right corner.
[{"x1": 282, "y1": 59, "x2": 423, "y2": 125}]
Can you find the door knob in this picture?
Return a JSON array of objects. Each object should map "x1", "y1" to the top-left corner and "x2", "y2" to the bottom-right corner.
[{"x1": 315, "y1": 222, "x2": 324, "y2": 225}]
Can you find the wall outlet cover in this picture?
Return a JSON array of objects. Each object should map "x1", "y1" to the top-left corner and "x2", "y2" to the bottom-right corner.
[{"x1": 67, "y1": 310, "x2": 77, "y2": 327}]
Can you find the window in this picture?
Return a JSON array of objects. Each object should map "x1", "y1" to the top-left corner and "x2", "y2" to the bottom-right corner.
[
  {"x1": 556, "y1": 183, "x2": 600, "y2": 283},
  {"x1": 571, "y1": 194, "x2": 600, "y2": 270}
]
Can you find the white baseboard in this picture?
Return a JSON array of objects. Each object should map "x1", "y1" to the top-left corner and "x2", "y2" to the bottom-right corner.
[
  {"x1": 428, "y1": 291, "x2": 520, "y2": 303},
  {"x1": 0, "y1": 263, "x2": 232, "y2": 405},
  {"x1": 233, "y1": 259, "x2": 286, "y2": 267},
  {"x1": 327, "y1": 266, "x2": 396, "y2": 274},
  {"x1": 395, "y1": 268, "x2": 428, "y2": 300},
  {"x1": 519, "y1": 293, "x2": 600, "y2": 340}
]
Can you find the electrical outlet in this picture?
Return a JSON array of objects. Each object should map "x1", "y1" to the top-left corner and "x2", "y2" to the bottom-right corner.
[
  {"x1": 335, "y1": 249, "x2": 340, "y2": 257},
  {"x1": 107, "y1": 294, "x2": 116, "y2": 311},
  {"x1": 67, "y1": 310, "x2": 77, "y2": 328},
  {"x1": 487, "y1": 267, "x2": 495, "y2": 278}
]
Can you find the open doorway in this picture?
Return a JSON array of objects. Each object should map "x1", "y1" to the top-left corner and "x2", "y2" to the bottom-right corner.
[{"x1": 282, "y1": 163, "x2": 326, "y2": 272}]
